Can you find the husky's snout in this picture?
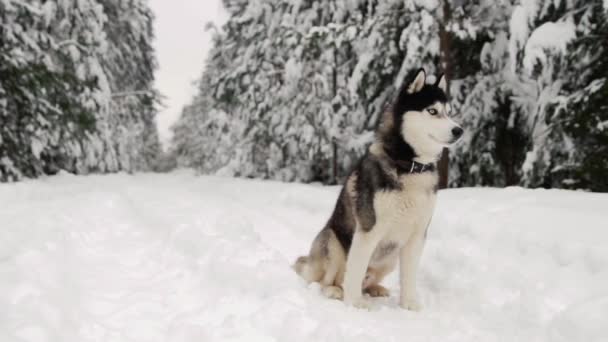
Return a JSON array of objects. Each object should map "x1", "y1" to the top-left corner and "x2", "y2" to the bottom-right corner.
[{"x1": 450, "y1": 126, "x2": 464, "y2": 143}]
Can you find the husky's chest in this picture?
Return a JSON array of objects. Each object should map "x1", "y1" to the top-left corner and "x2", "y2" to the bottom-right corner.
[{"x1": 372, "y1": 172, "x2": 437, "y2": 240}]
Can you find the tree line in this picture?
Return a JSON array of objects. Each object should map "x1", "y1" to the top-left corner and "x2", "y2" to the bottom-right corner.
[{"x1": 171, "y1": 0, "x2": 608, "y2": 191}]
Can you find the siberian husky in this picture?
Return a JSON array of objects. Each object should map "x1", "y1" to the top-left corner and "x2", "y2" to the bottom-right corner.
[{"x1": 294, "y1": 68, "x2": 463, "y2": 310}]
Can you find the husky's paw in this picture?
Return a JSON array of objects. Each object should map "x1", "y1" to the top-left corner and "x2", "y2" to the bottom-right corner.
[
  {"x1": 364, "y1": 284, "x2": 390, "y2": 297},
  {"x1": 321, "y1": 285, "x2": 343, "y2": 300},
  {"x1": 344, "y1": 295, "x2": 372, "y2": 310},
  {"x1": 400, "y1": 296, "x2": 422, "y2": 311}
]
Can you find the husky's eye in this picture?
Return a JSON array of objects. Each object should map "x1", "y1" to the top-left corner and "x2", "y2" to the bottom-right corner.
[{"x1": 427, "y1": 108, "x2": 438, "y2": 116}]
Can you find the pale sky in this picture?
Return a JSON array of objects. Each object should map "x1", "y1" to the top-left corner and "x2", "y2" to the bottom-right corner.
[{"x1": 149, "y1": 0, "x2": 227, "y2": 147}]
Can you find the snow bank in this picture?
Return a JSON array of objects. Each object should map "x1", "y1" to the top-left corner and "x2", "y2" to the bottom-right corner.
[{"x1": 1, "y1": 172, "x2": 607, "y2": 341}]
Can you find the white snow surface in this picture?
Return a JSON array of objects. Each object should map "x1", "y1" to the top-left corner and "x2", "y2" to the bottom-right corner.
[{"x1": 2, "y1": 171, "x2": 607, "y2": 342}]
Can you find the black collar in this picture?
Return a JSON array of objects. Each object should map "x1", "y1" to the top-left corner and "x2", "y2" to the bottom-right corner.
[{"x1": 393, "y1": 159, "x2": 435, "y2": 174}]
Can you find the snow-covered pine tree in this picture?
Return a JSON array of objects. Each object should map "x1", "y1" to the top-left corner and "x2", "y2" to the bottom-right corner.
[
  {"x1": 99, "y1": 0, "x2": 161, "y2": 172},
  {"x1": 170, "y1": 3, "x2": 251, "y2": 177},
  {"x1": 508, "y1": 0, "x2": 608, "y2": 190},
  {"x1": 451, "y1": 0, "x2": 608, "y2": 191},
  {"x1": 0, "y1": 0, "x2": 108, "y2": 180},
  {"x1": 0, "y1": 0, "x2": 161, "y2": 181},
  {"x1": 532, "y1": 0, "x2": 608, "y2": 191},
  {"x1": 449, "y1": 0, "x2": 521, "y2": 187},
  {"x1": 277, "y1": 1, "x2": 355, "y2": 183}
]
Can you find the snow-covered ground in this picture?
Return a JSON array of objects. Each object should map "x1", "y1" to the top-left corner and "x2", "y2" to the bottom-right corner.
[{"x1": 1, "y1": 171, "x2": 607, "y2": 342}]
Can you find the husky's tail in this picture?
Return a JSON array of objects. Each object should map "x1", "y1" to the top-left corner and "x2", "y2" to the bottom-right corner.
[{"x1": 293, "y1": 255, "x2": 317, "y2": 283}]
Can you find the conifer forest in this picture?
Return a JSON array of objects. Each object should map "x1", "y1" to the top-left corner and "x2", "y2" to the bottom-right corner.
[{"x1": 2, "y1": 0, "x2": 608, "y2": 191}]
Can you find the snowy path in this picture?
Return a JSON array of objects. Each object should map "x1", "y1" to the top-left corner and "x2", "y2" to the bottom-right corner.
[{"x1": 1, "y1": 171, "x2": 607, "y2": 341}]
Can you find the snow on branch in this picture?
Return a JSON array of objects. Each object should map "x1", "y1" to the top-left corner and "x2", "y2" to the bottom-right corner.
[
  {"x1": 110, "y1": 90, "x2": 154, "y2": 98},
  {"x1": 523, "y1": 19, "x2": 576, "y2": 72}
]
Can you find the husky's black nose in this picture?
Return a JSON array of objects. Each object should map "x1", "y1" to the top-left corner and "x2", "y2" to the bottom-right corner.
[{"x1": 452, "y1": 127, "x2": 464, "y2": 139}]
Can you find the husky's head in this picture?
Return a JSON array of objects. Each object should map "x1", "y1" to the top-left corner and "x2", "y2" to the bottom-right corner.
[{"x1": 379, "y1": 68, "x2": 463, "y2": 164}]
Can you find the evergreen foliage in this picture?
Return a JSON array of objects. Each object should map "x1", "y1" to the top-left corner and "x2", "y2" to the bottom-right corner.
[
  {"x1": 0, "y1": 0, "x2": 161, "y2": 181},
  {"x1": 172, "y1": 0, "x2": 608, "y2": 191}
]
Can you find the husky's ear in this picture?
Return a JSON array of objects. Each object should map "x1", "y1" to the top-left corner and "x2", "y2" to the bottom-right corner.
[
  {"x1": 436, "y1": 74, "x2": 448, "y2": 93},
  {"x1": 407, "y1": 68, "x2": 426, "y2": 94}
]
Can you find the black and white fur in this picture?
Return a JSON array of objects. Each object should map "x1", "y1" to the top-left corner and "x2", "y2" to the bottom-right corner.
[{"x1": 294, "y1": 68, "x2": 463, "y2": 310}]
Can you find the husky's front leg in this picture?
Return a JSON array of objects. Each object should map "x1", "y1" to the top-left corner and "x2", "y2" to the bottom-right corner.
[
  {"x1": 343, "y1": 231, "x2": 378, "y2": 308},
  {"x1": 399, "y1": 230, "x2": 425, "y2": 311}
]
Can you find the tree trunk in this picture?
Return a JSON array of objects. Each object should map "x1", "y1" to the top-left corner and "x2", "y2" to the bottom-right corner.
[
  {"x1": 438, "y1": 0, "x2": 452, "y2": 189},
  {"x1": 332, "y1": 139, "x2": 338, "y2": 185},
  {"x1": 330, "y1": 46, "x2": 339, "y2": 185}
]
